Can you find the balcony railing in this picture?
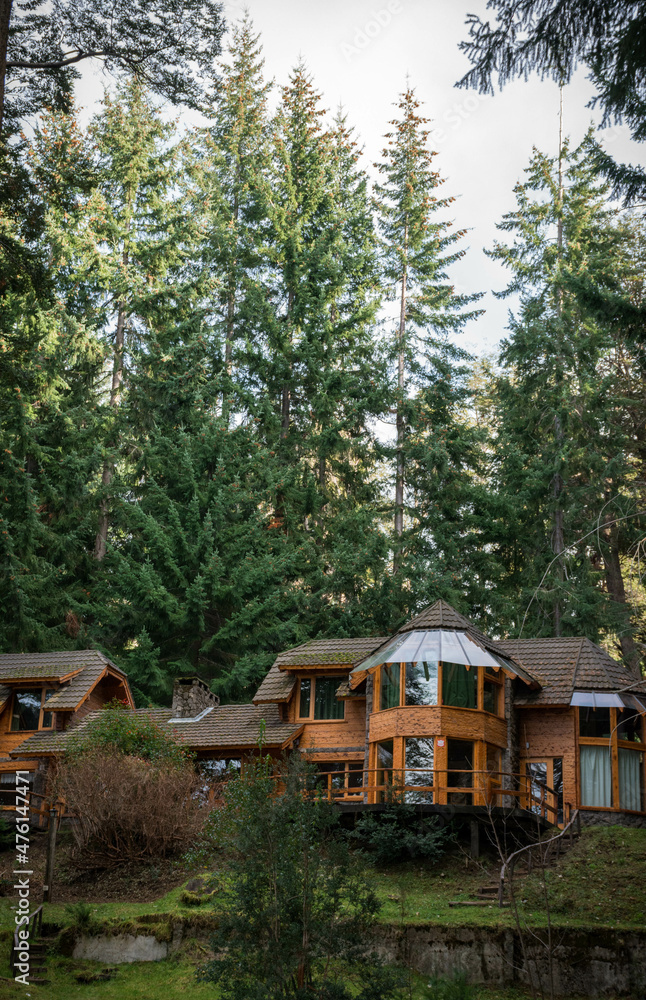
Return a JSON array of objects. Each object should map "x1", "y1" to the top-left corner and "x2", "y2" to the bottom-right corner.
[{"x1": 306, "y1": 767, "x2": 563, "y2": 825}]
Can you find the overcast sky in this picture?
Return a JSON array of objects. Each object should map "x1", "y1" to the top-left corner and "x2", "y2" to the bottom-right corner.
[{"x1": 80, "y1": 0, "x2": 646, "y2": 357}]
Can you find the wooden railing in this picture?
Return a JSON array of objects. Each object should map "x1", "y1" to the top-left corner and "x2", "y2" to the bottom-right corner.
[
  {"x1": 10, "y1": 904, "x2": 43, "y2": 978},
  {"x1": 304, "y1": 767, "x2": 561, "y2": 825},
  {"x1": 0, "y1": 786, "x2": 64, "y2": 830}
]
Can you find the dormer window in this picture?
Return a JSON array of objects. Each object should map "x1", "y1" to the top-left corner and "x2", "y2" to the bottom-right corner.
[{"x1": 10, "y1": 688, "x2": 56, "y2": 731}]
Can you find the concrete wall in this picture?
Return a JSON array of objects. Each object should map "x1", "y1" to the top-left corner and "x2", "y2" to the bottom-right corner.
[{"x1": 71, "y1": 922, "x2": 646, "y2": 996}]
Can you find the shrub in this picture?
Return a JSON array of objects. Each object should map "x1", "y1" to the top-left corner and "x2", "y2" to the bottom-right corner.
[
  {"x1": 351, "y1": 803, "x2": 452, "y2": 863},
  {"x1": 64, "y1": 901, "x2": 101, "y2": 935},
  {"x1": 197, "y1": 752, "x2": 396, "y2": 1000},
  {"x1": 56, "y1": 747, "x2": 202, "y2": 867},
  {"x1": 65, "y1": 703, "x2": 193, "y2": 768}
]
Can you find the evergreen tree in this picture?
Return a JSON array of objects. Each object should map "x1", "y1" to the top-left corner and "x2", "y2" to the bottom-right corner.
[
  {"x1": 489, "y1": 131, "x2": 644, "y2": 666},
  {"x1": 373, "y1": 85, "x2": 483, "y2": 605}
]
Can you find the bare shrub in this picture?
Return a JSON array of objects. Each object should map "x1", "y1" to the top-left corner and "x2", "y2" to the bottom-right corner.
[{"x1": 56, "y1": 748, "x2": 203, "y2": 868}]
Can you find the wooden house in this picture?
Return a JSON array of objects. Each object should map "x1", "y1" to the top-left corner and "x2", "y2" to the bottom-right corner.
[
  {"x1": 0, "y1": 650, "x2": 133, "y2": 823},
  {"x1": 5, "y1": 601, "x2": 646, "y2": 827}
]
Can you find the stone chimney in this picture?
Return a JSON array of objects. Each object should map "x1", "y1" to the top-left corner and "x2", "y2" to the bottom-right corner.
[{"x1": 171, "y1": 677, "x2": 219, "y2": 719}]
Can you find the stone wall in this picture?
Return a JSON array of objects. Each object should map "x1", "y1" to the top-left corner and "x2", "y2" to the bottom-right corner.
[{"x1": 579, "y1": 809, "x2": 646, "y2": 829}]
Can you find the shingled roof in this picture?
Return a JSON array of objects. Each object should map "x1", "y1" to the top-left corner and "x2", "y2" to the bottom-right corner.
[
  {"x1": 253, "y1": 665, "x2": 297, "y2": 704},
  {"x1": 11, "y1": 702, "x2": 302, "y2": 757},
  {"x1": 499, "y1": 636, "x2": 639, "y2": 706},
  {"x1": 0, "y1": 650, "x2": 128, "y2": 713},
  {"x1": 273, "y1": 637, "x2": 388, "y2": 670},
  {"x1": 394, "y1": 600, "x2": 513, "y2": 660}
]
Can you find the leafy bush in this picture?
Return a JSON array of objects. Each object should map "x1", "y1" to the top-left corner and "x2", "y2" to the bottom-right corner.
[
  {"x1": 197, "y1": 752, "x2": 393, "y2": 1000},
  {"x1": 65, "y1": 703, "x2": 193, "y2": 768},
  {"x1": 351, "y1": 803, "x2": 453, "y2": 863},
  {"x1": 56, "y1": 747, "x2": 203, "y2": 867}
]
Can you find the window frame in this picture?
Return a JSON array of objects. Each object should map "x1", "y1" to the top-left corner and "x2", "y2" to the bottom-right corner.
[
  {"x1": 577, "y1": 707, "x2": 646, "y2": 813},
  {"x1": 373, "y1": 662, "x2": 505, "y2": 717},
  {"x1": 296, "y1": 675, "x2": 346, "y2": 722},
  {"x1": 10, "y1": 687, "x2": 57, "y2": 732}
]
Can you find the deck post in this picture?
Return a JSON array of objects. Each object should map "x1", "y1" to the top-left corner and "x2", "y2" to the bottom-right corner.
[
  {"x1": 43, "y1": 807, "x2": 58, "y2": 903},
  {"x1": 470, "y1": 819, "x2": 480, "y2": 859}
]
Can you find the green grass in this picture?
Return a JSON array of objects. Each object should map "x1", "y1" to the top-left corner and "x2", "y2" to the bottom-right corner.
[{"x1": 0, "y1": 955, "x2": 607, "y2": 1000}]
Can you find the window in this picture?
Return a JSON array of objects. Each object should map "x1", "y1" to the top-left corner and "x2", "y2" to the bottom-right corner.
[
  {"x1": 619, "y1": 749, "x2": 644, "y2": 811},
  {"x1": 442, "y1": 663, "x2": 477, "y2": 709},
  {"x1": 380, "y1": 663, "x2": 400, "y2": 710},
  {"x1": 483, "y1": 674, "x2": 502, "y2": 715},
  {"x1": 313, "y1": 761, "x2": 364, "y2": 796},
  {"x1": 375, "y1": 739, "x2": 394, "y2": 802},
  {"x1": 617, "y1": 710, "x2": 644, "y2": 743},
  {"x1": 580, "y1": 745, "x2": 613, "y2": 807},
  {"x1": 298, "y1": 677, "x2": 344, "y2": 721},
  {"x1": 405, "y1": 737, "x2": 434, "y2": 803},
  {"x1": 447, "y1": 738, "x2": 473, "y2": 805},
  {"x1": 404, "y1": 660, "x2": 438, "y2": 706},
  {"x1": 10, "y1": 689, "x2": 56, "y2": 732},
  {"x1": 579, "y1": 707, "x2": 611, "y2": 738}
]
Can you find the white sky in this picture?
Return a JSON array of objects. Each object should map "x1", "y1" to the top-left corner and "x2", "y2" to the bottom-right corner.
[{"x1": 78, "y1": 0, "x2": 646, "y2": 357}]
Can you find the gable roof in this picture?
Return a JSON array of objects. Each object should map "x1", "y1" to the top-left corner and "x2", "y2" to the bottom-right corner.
[
  {"x1": 0, "y1": 650, "x2": 129, "y2": 712},
  {"x1": 11, "y1": 702, "x2": 302, "y2": 758},
  {"x1": 273, "y1": 637, "x2": 388, "y2": 670},
  {"x1": 253, "y1": 665, "x2": 298, "y2": 704},
  {"x1": 499, "y1": 636, "x2": 639, "y2": 706}
]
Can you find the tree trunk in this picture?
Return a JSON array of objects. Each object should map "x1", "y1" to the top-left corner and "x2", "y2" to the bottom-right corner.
[
  {"x1": 552, "y1": 90, "x2": 565, "y2": 636},
  {"x1": 280, "y1": 289, "x2": 294, "y2": 440},
  {"x1": 93, "y1": 301, "x2": 126, "y2": 561},
  {"x1": 222, "y1": 187, "x2": 239, "y2": 423},
  {"x1": 0, "y1": 0, "x2": 12, "y2": 135},
  {"x1": 393, "y1": 258, "x2": 406, "y2": 571},
  {"x1": 601, "y1": 516, "x2": 642, "y2": 678}
]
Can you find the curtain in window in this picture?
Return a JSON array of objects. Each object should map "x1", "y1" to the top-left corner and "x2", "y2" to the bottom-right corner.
[
  {"x1": 442, "y1": 663, "x2": 477, "y2": 708},
  {"x1": 580, "y1": 745, "x2": 612, "y2": 807},
  {"x1": 619, "y1": 749, "x2": 643, "y2": 811},
  {"x1": 313, "y1": 678, "x2": 344, "y2": 720}
]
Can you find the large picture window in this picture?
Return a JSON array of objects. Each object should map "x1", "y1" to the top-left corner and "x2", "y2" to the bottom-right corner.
[
  {"x1": 298, "y1": 677, "x2": 344, "y2": 721},
  {"x1": 404, "y1": 661, "x2": 438, "y2": 706}
]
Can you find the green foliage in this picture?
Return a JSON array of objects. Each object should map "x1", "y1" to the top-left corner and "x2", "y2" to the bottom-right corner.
[
  {"x1": 64, "y1": 704, "x2": 193, "y2": 767},
  {"x1": 63, "y1": 901, "x2": 100, "y2": 935},
  {"x1": 198, "y1": 752, "x2": 388, "y2": 999},
  {"x1": 351, "y1": 804, "x2": 453, "y2": 864},
  {"x1": 426, "y1": 973, "x2": 473, "y2": 1000}
]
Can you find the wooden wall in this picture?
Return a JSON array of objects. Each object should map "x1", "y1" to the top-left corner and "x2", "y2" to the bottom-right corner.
[{"x1": 517, "y1": 706, "x2": 578, "y2": 814}]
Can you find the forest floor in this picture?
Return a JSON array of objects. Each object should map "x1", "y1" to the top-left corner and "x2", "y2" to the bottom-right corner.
[{"x1": 0, "y1": 826, "x2": 644, "y2": 997}]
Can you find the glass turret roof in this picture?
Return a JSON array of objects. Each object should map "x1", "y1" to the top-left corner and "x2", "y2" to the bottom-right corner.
[{"x1": 352, "y1": 629, "x2": 515, "y2": 673}]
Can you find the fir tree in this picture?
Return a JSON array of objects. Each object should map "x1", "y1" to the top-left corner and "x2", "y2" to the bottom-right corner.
[
  {"x1": 373, "y1": 85, "x2": 482, "y2": 591},
  {"x1": 490, "y1": 131, "x2": 644, "y2": 666}
]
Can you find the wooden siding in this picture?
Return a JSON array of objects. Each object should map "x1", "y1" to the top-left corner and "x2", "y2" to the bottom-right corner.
[
  {"x1": 367, "y1": 706, "x2": 508, "y2": 748},
  {"x1": 517, "y1": 706, "x2": 578, "y2": 814}
]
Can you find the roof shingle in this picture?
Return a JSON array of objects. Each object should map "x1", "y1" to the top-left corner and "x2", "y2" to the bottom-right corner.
[
  {"x1": 273, "y1": 637, "x2": 388, "y2": 669},
  {"x1": 499, "y1": 637, "x2": 638, "y2": 705},
  {"x1": 0, "y1": 650, "x2": 126, "y2": 712},
  {"x1": 253, "y1": 665, "x2": 297, "y2": 704},
  {"x1": 11, "y1": 702, "x2": 302, "y2": 757}
]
